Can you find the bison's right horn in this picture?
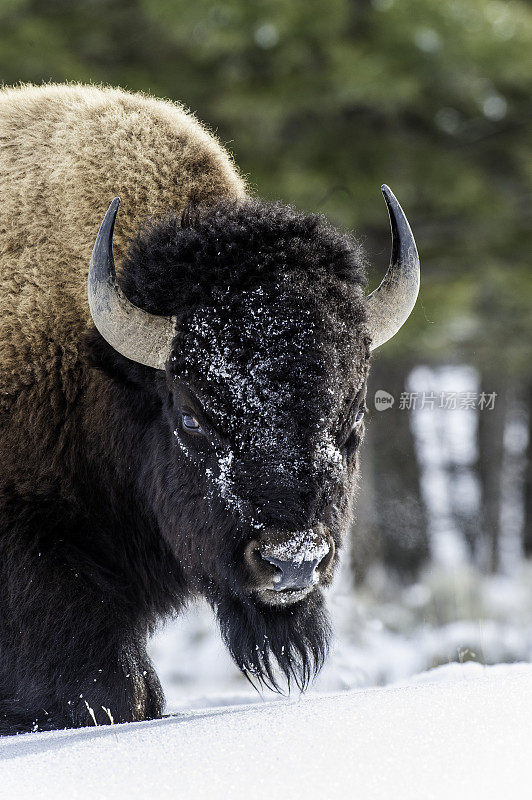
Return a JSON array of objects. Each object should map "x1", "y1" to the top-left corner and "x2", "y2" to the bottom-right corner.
[{"x1": 88, "y1": 198, "x2": 177, "y2": 370}]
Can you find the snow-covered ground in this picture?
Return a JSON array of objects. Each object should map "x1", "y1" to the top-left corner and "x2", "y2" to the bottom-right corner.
[{"x1": 3, "y1": 662, "x2": 532, "y2": 799}]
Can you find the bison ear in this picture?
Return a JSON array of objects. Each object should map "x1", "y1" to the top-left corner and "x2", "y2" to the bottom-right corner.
[
  {"x1": 364, "y1": 186, "x2": 420, "y2": 350},
  {"x1": 88, "y1": 198, "x2": 177, "y2": 370}
]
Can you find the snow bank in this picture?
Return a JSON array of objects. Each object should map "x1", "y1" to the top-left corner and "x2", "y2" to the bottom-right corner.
[{"x1": 2, "y1": 662, "x2": 532, "y2": 800}]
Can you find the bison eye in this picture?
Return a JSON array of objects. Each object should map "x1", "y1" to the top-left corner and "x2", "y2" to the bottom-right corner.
[
  {"x1": 354, "y1": 407, "x2": 365, "y2": 425},
  {"x1": 182, "y1": 413, "x2": 203, "y2": 434}
]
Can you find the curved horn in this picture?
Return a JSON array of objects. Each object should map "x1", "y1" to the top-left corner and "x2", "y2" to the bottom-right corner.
[
  {"x1": 88, "y1": 198, "x2": 177, "y2": 370},
  {"x1": 365, "y1": 185, "x2": 420, "y2": 350}
]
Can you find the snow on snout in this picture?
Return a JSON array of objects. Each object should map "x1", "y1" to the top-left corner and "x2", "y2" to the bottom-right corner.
[{"x1": 261, "y1": 528, "x2": 330, "y2": 565}]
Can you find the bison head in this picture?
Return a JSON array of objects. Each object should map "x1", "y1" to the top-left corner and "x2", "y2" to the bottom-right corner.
[{"x1": 87, "y1": 190, "x2": 419, "y2": 689}]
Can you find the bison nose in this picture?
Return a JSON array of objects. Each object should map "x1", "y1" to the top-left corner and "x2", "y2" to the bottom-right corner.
[
  {"x1": 244, "y1": 525, "x2": 335, "y2": 594},
  {"x1": 260, "y1": 552, "x2": 322, "y2": 591}
]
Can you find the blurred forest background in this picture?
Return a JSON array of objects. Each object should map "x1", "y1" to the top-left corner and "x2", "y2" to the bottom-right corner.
[{"x1": 1, "y1": 0, "x2": 532, "y2": 691}]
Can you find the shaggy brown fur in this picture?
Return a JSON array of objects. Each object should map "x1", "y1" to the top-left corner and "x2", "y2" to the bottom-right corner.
[{"x1": 0, "y1": 83, "x2": 246, "y2": 402}]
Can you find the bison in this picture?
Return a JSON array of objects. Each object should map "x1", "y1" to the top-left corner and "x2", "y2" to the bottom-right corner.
[{"x1": 0, "y1": 84, "x2": 419, "y2": 734}]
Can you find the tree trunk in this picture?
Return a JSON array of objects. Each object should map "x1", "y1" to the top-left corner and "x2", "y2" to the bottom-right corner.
[
  {"x1": 477, "y1": 375, "x2": 507, "y2": 573},
  {"x1": 523, "y1": 383, "x2": 532, "y2": 557}
]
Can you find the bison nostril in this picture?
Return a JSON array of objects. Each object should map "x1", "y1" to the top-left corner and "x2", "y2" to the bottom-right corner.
[
  {"x1": 243, "y1": 540, "x2": 280, "y2": 588},
  {"x1": 255, "y1": 548, "x2": 284, "y2": 584}
]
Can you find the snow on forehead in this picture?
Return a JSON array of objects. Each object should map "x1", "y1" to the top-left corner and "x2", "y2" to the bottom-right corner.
[
  {"x1": 189, "y1": 287, "x2": 351, "y2": 418},
  {"x1": 179, "y1": 284, "x2": 359, "y2": 472}
]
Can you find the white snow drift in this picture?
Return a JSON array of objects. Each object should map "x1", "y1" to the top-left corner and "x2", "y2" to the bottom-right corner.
[{"x1": 2, "y1": 662, "x2": 531, "y2": 800}]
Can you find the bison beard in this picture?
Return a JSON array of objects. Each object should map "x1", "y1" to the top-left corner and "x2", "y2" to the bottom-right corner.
[{"x1": 215, "y1": 593, "x2": 331, "y2": 692}]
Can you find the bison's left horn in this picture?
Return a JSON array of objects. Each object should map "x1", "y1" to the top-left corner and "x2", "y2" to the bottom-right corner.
[
  {"x1": 88, "y1": 198, "x2": 177, "y2": 370},
  {"x1": 365, "y1": 185, "x2": 420, "y2": 350}
]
